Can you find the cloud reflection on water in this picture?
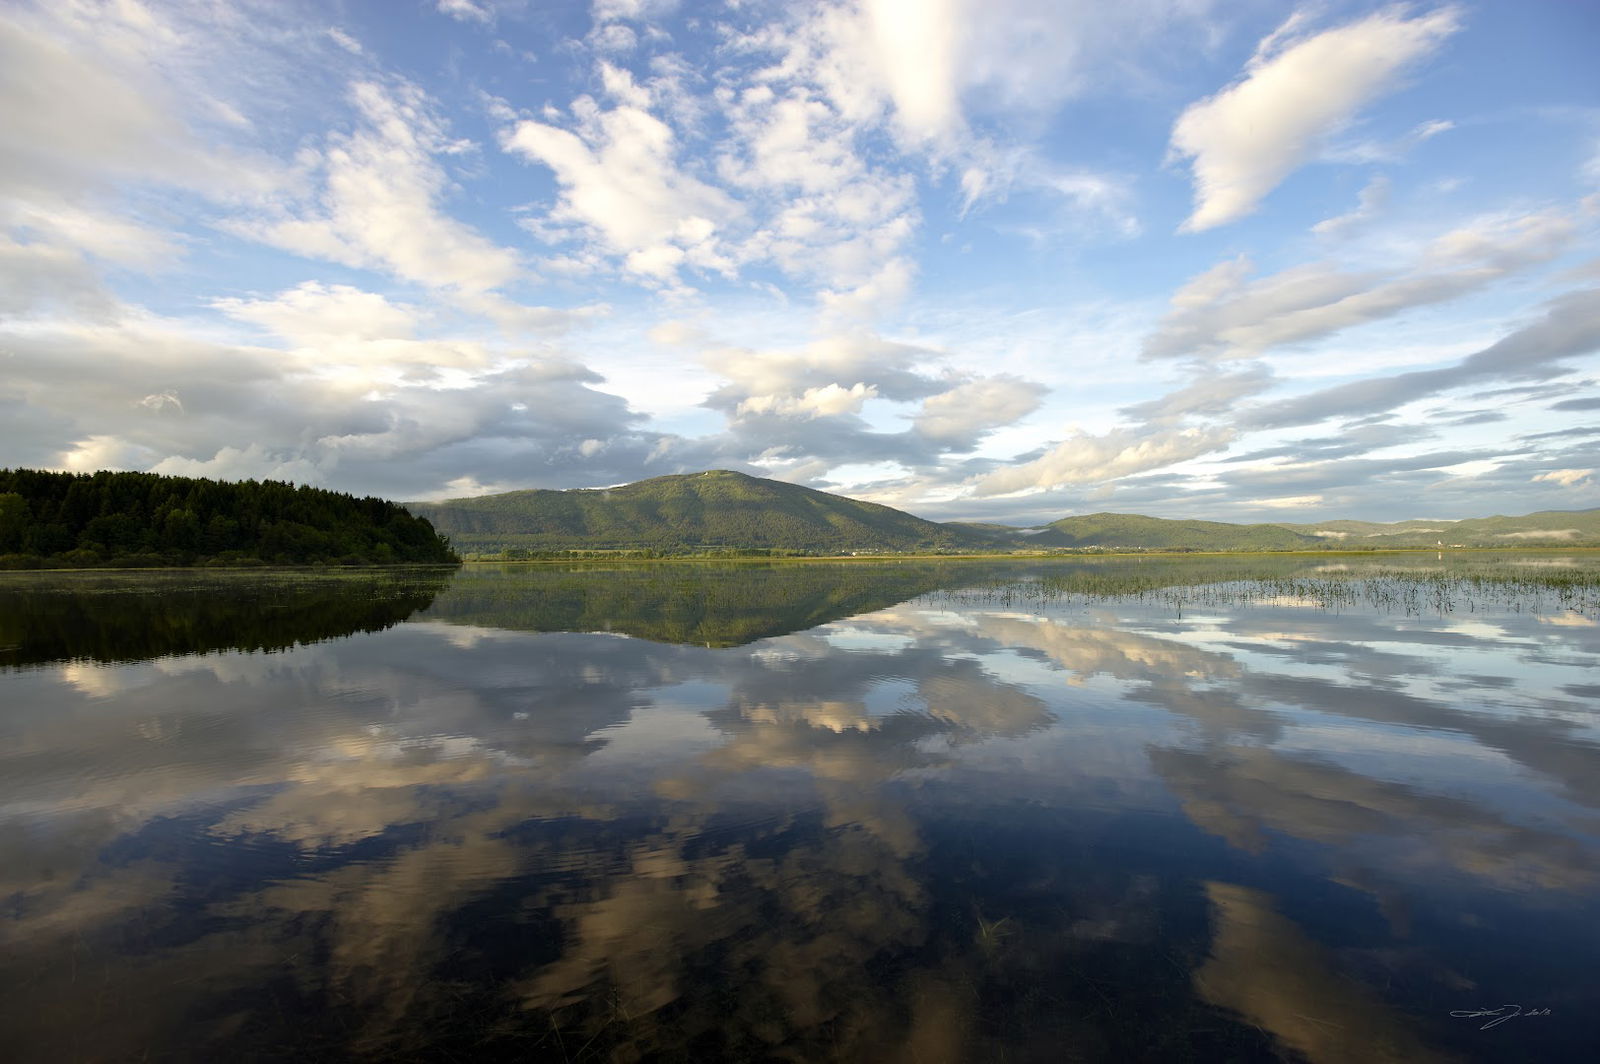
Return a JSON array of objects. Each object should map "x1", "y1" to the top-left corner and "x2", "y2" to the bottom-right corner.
[{"x1": 1, "y1": 563, "x2": 1597, "y2": 1060}]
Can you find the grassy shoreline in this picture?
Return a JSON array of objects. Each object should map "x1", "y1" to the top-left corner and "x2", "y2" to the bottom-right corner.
[
  {"x1": 2, "y1": 546, "x2": 1597, "y2": 575},
  {"x1": 457, "y1": 545, "x2": 1600, "y2": 564}
]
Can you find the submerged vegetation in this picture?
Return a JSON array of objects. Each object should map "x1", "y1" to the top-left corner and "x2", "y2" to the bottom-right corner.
[
  {"x1": 929, "y1": 553, "x2": 1600, "y2": 617},
  {"x1": 0, "y1": 469, "x2": 459, "y2": 569}
]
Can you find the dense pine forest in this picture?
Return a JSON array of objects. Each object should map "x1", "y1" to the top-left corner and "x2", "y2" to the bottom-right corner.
[{"x1": 0, "y1": 469, "x2": 459, "y2": 569}]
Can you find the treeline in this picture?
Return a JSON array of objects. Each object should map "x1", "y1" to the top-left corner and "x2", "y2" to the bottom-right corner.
[
  {"x1": 0, "y1": 469, "x2": 459, "y2": 569},
  {"x1": 488, "y1": 547, "x2": 814, "y2": 560}
]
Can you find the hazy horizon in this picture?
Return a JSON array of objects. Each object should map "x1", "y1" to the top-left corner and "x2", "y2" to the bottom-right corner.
[{"x1": 2, "y1": 0, "x2": 1597, "y2": 525}]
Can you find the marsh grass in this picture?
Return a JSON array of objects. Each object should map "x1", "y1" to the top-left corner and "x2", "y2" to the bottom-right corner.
[{"x1": 923, "y1": 555, "x2": 1600, "y2": 617}]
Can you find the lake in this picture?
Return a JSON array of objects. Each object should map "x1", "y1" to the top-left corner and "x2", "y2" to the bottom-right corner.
[{"x1": 2, "y1": 555, "x2": 1597, "y2": 1062}]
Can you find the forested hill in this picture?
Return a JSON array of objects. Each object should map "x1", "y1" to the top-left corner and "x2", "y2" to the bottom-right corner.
[
  {"x1": 0, "y1": 469, "x2": 459, "y2": 568},
  {"x1": 406, "y1": 469, "x2": 990, "y2": 554}
]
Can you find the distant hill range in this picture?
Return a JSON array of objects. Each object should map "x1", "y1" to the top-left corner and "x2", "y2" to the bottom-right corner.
[
  {"x1": 950, "y1": 513, "x2": 1315, "y2": 552},
  {"x1": 958, "y1": 509, "x2": 1600, "y2": 551},
  {"x1": 1272, "y1": 511, "x2": 1600, "y2": 548},
  {"x1": 409, "y1": 470, "x2": 1600, "y2": 555}
]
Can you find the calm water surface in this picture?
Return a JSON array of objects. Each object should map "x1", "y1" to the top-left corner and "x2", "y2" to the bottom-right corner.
[{"x1": 2, "y1": 556, "x2": 1598, "y2": 1062}]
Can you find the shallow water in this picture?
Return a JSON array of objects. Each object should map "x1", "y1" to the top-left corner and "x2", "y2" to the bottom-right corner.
[{"x1": 2, "y1": 555, "x2": 1597, "y2": 1062}]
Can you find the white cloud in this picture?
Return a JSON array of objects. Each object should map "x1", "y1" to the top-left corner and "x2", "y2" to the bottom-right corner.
[
  {"x1": 0, "y1": 6, "x2": 205, "y2": 199},
  {"x1": 702, "y1": 334, "x2": 942, "y2": 412},
  {"x1": 1254, "y1": 494, "x2": 1324, "y2": 509},
  {"x1": 737, "y1": 382, "x2": 877, "y2": 419},
  {"x1": 973, "y1": 425, "x2": 1236, "y2": 496},
  {"x1": 151, "y1": 442, "x2": 325, "y2": 484},
  {"x1": 214, "y1": 282, "x2": 421, "y2": 346},
  {"x1": 0, "y1": 0, "x2": 291, "y2": 294},
  {"x1": 326, "y1": 27, "x2": 363, "y2": 55},
  {"x1": 1532, "y1": 468, "x2": 1592, "y2": 487},
  {"x1": 593, "y1": 0, "x2": 679, "y2": 20},
  {"x1": 501, "y1": 66, "x2": 737, "y2": 287},
  {"x1": 762, "y1": 0, "x2": 1217, "y2": 154},
  {"x1": 241, "y1": 80, "x2": 520, "y2": 293},
  {"x1": 648, "y1": 319, "x2": 706, "y2": 346},
  {"x1": 1119, "y1": 367, "x2": 1274, "y2": 424},
  {"x1": 861, "y1": 0, "x2": 963, "y2": 143},
  {"x1": 914, "y1": 375, "x2": 1041, "y2": 449},
  {"x1": 58, "y1": 433, "x2": 157, "y2": 473},
  {"x1": 1311, "y1": 175, "x2": 1389, "y2": 238},
  {"x1": 436, "y1": 0, "x2": 491, "y2": 23},
  {"x1": 588, "y1": 22, "x2": 638, "y2": 54},
  {"x1": 1146, "y1": 208, "x2": 1578, "y2": 361},
  {"x1": 1240, "y1": 286, "x2": 1600, "y2": 429},
  {"x1": 1171, "y1": 7, "x2": 1460, "y2": 232}
]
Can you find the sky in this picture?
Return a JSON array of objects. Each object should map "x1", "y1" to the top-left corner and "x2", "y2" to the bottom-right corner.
[{"x1": 2, "y1": 0, "x2": 1598, "y2": 525}]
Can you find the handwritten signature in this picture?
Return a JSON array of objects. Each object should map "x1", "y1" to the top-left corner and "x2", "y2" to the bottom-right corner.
[{"x1": 1449, "y1": 1005, "x2": 1552, "y2": 1030}]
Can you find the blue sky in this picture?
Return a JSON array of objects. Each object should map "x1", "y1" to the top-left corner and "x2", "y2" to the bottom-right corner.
[{"x1": 2, "y1": 0, "x2": 1597, "y2": 523}]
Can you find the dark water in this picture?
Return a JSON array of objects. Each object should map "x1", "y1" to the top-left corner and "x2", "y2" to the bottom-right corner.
[{"x1": 2, "y1": 556, "x2": 1598, "y2": 1063}]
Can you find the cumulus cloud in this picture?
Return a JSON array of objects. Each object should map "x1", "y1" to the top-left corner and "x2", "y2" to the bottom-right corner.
[
  {"x1": 501, "y1": 64, "x2": 737, "y2": 288},
  {"x1": 501, "y1": 1, "x2": 1181, "y2": 315},
  {"x1": 213, "y1": 282, "x2": 421, "y2": 346},
  {"x1": 738, "y1": 381, "x2": 877, "y2": 419},
  {"x1": 651, "y1": 332, "x2": 1050, "y2": 482},
  {"x1": 913, "y1": 375, "x2": 1040, "y2": 449},
  {"x1": 717, "y1": 72, "x2": 920, "y2": 316},
  {"x1": 0, "y1": 302, "x2": 666, "y2": 500},
  {"x1": 973, "y1": 425, "x2": 1236, "y2": 497},
  {"x1": 1171, "y1": 7, "x2": 1460, "y2": 231},
  {"x1": 702, "y1": 334, "x2": 945, "y2": 415},
  {"x1": 209, "y1": 283, "x2": 510, "y2": 386}
]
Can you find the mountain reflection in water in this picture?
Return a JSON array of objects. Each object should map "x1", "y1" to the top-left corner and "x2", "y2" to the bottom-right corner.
[{"x1": 1, "y1": 556, "x2": 1597, "y2": 1062}]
